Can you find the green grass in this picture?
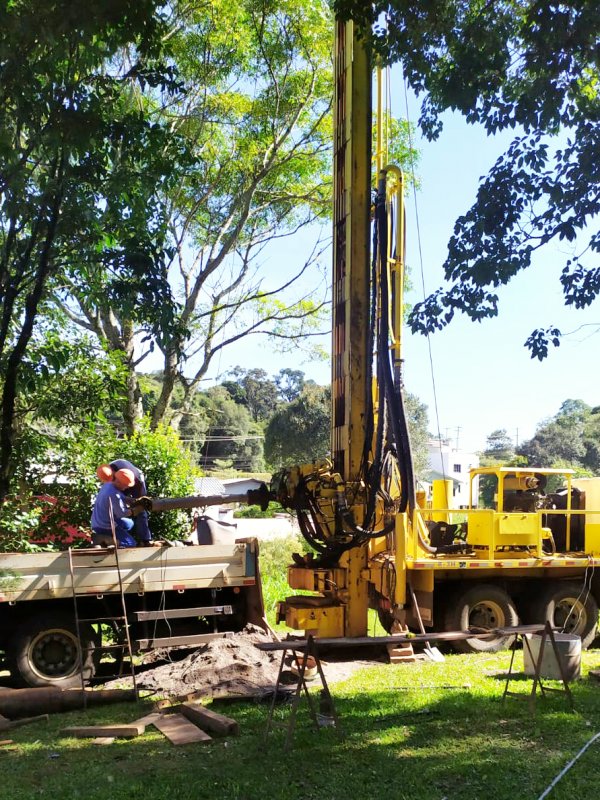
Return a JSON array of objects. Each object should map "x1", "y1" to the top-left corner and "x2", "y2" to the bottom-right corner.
[
  {"x1": 259, "y1": 534, "x2": 310, "y2": 630},
  {"x1": 4, "y1": 649, "x2": 600, "y2": 800}
]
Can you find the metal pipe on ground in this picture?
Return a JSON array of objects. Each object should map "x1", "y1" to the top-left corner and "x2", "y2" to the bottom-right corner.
[{"x1": 0, "y1": 688, "x2": 137, "y2": 719}]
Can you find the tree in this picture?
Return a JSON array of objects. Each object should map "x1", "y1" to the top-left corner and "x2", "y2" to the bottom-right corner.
[
  {"x1": 62, "y1": 1, "x2": 421, "y2": 433},
  {"x1": 483, "y1": 429, "x2": 515, "y2": 464},
  {"x1": 264, "y1": 384, "x2": 430, "y2": 480},
  {"x1": 0, "y1": 0, "x2": 183, "y2": 507},
  {"x1": 25, "y1": 420, "x2": 200, "y2": 548},
  {"x1": 403, "y1": 392, "x2": 430, "y2": 482},
  {"x1": 222, "y1": 368, "x2": 279, "y2": 423},
  {"x1": 517, "y1": 398, "x2": 600, "y2": 471},
  {"x1": 61, "y1": 0, "x2": 334, "y2": 433},
  {"x1": 197, "y1": 386, "x2": 265, "y2": 473},
  {"x1": 265, "y1": 384, "x2": 331, "y2": 468},
  {"x1": 335, "y1": 1, "x2": 600, "y2": 358},
  {"x1": 275, "y1": 369, "x2": 306, "y2": 403}
]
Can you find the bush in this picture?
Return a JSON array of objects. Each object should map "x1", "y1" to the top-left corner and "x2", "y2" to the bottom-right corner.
[
  {"x1": 258, "y1": 534, "x2": 312, "y2": 628},
  {"x1": 22, "y1": 418, "x2": 200, "y2": 548},
  {"x1": 233, "y1": 502, "x2": 287, "y2": 519}
]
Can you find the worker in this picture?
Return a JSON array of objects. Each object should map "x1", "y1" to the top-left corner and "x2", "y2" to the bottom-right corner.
[
  {"x1": 91, "y1": 468, "x2": 137, "y2": 547},
  {"x1": 96, "y1": 459, "x2": 153, "y2": 545}
]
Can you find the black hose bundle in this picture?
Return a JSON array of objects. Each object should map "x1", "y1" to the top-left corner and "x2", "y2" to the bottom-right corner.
[{"x1": 292, "y1": 168, "x2": 424, "y2": 558}]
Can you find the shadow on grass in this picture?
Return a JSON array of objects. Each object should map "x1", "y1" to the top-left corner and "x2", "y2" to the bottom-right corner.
[{"x1": 3, "y1": 663, "x2": 600, "y2": 800}]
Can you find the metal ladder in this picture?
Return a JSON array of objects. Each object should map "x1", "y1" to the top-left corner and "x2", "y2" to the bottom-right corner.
[{"x1": 67, "y1": 504, "x2": 138, "y2": 702}]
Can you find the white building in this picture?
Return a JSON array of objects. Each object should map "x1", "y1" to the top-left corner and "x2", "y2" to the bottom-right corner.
[{"x1": 426, "y1": 439, "x2": 480, "y2": 509}]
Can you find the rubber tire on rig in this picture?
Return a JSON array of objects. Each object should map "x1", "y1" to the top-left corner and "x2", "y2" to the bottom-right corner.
[
  {"x1": 525, "y1": 581, "x2": 598, "y2": 650},
  {"x1": 445, "y1": 584, "x2": 519, "y2": 654},
  {"x1": 8, "y1": 613, "x2": 97, "y2": 688}
]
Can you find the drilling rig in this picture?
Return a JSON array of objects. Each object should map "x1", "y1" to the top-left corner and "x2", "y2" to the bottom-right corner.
[
  {"x1": 139, "y1": 17, "x2": 600, "y2": 655},
  {"x1": 266, "y1": 18, "x2": 600, "y2": 651}
]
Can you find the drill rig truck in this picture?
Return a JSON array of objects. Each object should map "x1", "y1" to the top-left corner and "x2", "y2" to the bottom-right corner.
[
  {"x1": 267, "y1": 18, "x2": 600, "y2": 655},
  {"x1": 2, "y1": 16, "x2": 600, "y2": 690}
]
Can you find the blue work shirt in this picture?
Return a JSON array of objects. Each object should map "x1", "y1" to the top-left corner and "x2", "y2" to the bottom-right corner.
[{"x1": 91, "y1": 482, "x2": 131, "y2": 531}]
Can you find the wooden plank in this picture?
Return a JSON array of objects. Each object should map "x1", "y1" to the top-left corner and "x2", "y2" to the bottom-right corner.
[
  {"x1": 131, "y1": 712, "x2": 161, "y2": 727},
  {"x1": 0, "y1": 740, "x2": 13, "y2": 747},
  {"x1": 135, "y1": 632, "x2": 233, "y2": 650},
  {"x1": 181, "y1": 702, "x2": 238, "y2": 736},
  {"x1": 135, "y1": 605, "x2": 233, "y2": 621},
  {"x1": 152, "y1": 714, "x2": 212, "y2": 745},
  {"x1": 92, "y1": 737, "x2": 115, "y2": 745},
  {"x1": 61, "y1": 724, "x2": 144, "y2": 739}
]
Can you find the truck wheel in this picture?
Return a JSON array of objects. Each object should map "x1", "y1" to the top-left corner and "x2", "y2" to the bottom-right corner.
[
  {"x1": 8, "y1": 614, "x2": 97, "y2": 688},
  {"x1": 445, "y1": 584, "x2": 519, "y2": 654},
  {"x1": 526, "y1": 581, "x2": 598, "y2": 649}
]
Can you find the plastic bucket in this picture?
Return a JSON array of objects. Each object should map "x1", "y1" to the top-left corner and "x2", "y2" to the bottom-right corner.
[{"x1": 523, "y1": 632, "x2": 581, "y2": 681}]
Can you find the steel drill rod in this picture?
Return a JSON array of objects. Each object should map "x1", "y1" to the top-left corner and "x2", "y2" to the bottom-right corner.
[{"x1": 142, "y1": 493, "x2": 250, "y2": 512}]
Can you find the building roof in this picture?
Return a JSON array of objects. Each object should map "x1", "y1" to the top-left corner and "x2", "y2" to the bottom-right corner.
[
  {"x1": 193, "y1": 477, "x2": 226, "y2": 496},
  {"x1": 427, "y1": 470, "x2": 464, "y2": 486}
]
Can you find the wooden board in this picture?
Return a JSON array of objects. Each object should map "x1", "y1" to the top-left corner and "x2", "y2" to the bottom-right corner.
[
  {"x1": 92, "y1": 737, "x2": 115, "y2": 746},
  {"x1": 131, "y1": 712, "x2": 161, "y2": 727},
  {"x1": 61, "y1": 724, "x2": 144, "y2": 739},
  {"x1": 152, "y1": 714, "x2": 212, "y2": 745},
  {"x1": 181, "y1": 702, "x2": 238, "y2": 736}
]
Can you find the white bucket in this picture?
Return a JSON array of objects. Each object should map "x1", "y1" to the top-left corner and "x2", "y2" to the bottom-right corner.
[{"x1": 523, "y1": 632, "x2": 581, "y2": 682}]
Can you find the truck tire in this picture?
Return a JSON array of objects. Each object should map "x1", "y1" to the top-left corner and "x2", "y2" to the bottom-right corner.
[
  {"x1": 8, "y1": 613, "x2": 98, "y2": 688},
  {"x1": 445, "y1": 584, "x2": 519, "y2": 654},
  {"x1": 525, "y1": 581, "x2": 598, "y2": 650}
]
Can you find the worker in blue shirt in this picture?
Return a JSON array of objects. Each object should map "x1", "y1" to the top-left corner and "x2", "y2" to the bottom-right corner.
[
  {"x1": 96, "y1": 459, "x2": 152, "y2": 545},
  {"x1": 91, "y1": 469, "x2": 137, "y2": 547}
]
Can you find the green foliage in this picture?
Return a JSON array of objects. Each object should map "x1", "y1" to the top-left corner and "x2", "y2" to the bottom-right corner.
[
  {"x1": 482, "y1": 429, "x2": 515, "y2": 464},
  {"x1": 518, "y1": 398, "x2": 600, "y2": 473},
  {"x1": 0, "y1": 496, "x2": 51, "y2": 554},
  {"x1": 258, "y1": 533, "x2": 311, "y2": 627},
  {"x1": 224, "y1": 368, "x2": 279, "y2": 423},
  {"x1": 0, "y1": 0, "x2": 187, "y2": 501},
  {"x1": 233, "y1": 502, "x2": 286, "y2": 519},
  {"x1": 197, "y1": 386, "x2": 265, "y2": 472},
  {"x1": 264, "y1": 384, "x2": 331, "y2": 468},
  {"x1": 275, "y1": 368, "x2": 306, "y2": 402},
  {"x1": 334, "y1": 2, "x2": 600, "y2": 356},
  {"x1": 0, "y1": 568, "x2": 24, "y2": 592},
  {"x1": 115, "y1": 420, "x2": 201, "y2": 541},
  {"x1": 8, "y1": 648, "x2": 600, "y2": 800},
  {"x1": 19, "y1": 418, "x2": 200, "y2": 548},
  {"x1": 403, "y1": 392, "x2": 430, "y2": 482}
]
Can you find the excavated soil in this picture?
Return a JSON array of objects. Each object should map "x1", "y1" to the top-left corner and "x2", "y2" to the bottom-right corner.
[{"x1": 113, "y1": 625, "x2": 386, "y2": 698}]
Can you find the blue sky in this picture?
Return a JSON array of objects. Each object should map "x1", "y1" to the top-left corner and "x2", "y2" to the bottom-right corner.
[{"x1": 176, "y1": 73, "x2": 600, "y2": 456}]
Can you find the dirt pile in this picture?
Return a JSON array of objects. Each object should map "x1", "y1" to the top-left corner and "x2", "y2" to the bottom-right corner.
[{"x1": 133, "y1": 625, "x2": 281, "y2": 698}]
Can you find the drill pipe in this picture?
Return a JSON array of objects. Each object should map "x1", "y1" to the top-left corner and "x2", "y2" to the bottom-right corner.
[
  {"x1": 129, "y1": 482, "x2": 271, "y2": 514},
  {"x1": 144, "y1": 493, "x2": 250, "y2": 512}
]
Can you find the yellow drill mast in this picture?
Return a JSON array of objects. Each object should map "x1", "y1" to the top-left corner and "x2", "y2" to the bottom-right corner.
[{"x1": 273, "y1": 19, "x2": 413, "y2": 638}]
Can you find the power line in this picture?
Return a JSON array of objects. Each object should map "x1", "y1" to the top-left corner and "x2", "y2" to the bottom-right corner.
[{"x1": 180, "y1": 435, "x2": 264, "y2": 442}]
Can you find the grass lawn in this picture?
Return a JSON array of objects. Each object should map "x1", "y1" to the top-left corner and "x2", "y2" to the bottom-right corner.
[{"x1": 4, "y1": 648, "x2": 600, "y2": 800}]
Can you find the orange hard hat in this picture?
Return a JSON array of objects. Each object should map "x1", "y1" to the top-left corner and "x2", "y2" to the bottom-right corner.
[
  {"x1": 114, "y1": 468, "x2": 136, "y2": 489},
  {"x1": 97, "y1": 464, "x2": 114, "y2": 483}
]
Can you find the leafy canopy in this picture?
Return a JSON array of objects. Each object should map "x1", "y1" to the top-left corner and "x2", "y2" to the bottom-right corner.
[{"x1": 334, "y1": 1, "x2": 600, "y2": 358}]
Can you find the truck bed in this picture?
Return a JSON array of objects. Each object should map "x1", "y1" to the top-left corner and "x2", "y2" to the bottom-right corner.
[{"x1": 0, "y1": 542, "x2": 257, "y2": 603}]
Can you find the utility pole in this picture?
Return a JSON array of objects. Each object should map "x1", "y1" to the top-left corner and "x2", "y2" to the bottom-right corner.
[
  {"x1": 515, "y1": 428, "x2": 519, "y2": 449},
  {"x1": 455, "y1": 426, "x2": 461, "y2": 450}
]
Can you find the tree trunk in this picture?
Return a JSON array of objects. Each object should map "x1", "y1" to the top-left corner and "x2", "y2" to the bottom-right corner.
[
  {"x1": 151, "y1": 347, "x2": 178, "y2": 430},
  {"x1": 119, "y1": 320, "x2": 143, "y2": 435}
]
